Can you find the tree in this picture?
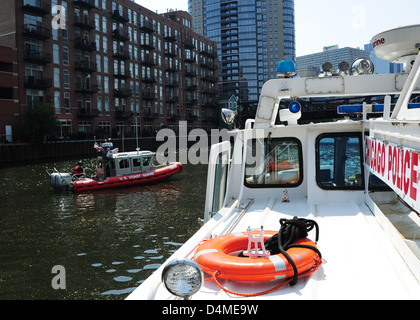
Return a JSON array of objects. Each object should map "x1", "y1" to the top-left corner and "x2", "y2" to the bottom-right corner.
[{"x1": 15, "y1": 101, "x2": 60, "y2": 143}]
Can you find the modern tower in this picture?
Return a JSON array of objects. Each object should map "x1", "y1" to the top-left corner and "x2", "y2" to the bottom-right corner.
[{"x1": 189, "y1": 0, "x2": 295, "y2": 115}]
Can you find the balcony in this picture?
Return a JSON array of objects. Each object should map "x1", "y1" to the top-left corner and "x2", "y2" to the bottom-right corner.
[
  {"x1": 165, "y1": 96, "x2": 179, "y2": 103},
  {"x1": 183, "y1": 39, "x2": 194, "y2": 49},
  {"x1": 164, "y1": 49, "x2": 177, "y2": 57},
  {"x1": 73, "y1": 0, "x2": 96, "y2": 9},
  {"x1": 185, "y1": 97, "x2": 198, "y2": 105},
  {"x1": 143, "y1": 111, "x2": 159, "y2": 120},
  {"x1": 184, "y1": 68, "x2": 196, "y2": 77},
  {"x1": 74, "y1": 15, "x2": 95, "y2": 30},
  {"x1": 140, "y1": 41, "x2": 155, "y2": 50},
  {"x1": 184, "y1": 54, "x2": 196, "y2": 63},
  {"x1": 23, "y1": 24, "x2": 51, "y2": 40},
  {"x1": 114, "y1": 69, "x2": 132, "y2": 79},
  {"x1": 187, "y1": 113, "x2": 198, "y2": 121},
  {"x1": 24, "y1": 76, "x2": 52, "y2": 89},
  {"x1": 142, "y1": 92, "x2": 156, "y2": 100},
  {"x1": 112, "y1": 29, "x2": 129, "y2": 42},
  {"x1": 75, "y1": 38, "x2": 97, "y2": 51},
  {"x1": 142, "y1": 75, "x2": 156, "y2": 84},
  {"x1": 167, "y1": 114, "x2": 181, "y2": 121},
  {"x1": 139, "y1": 22, "x2": 155, "y2": 33},
  {"x1": 77, "y1": 108, "x2": 99, "y2": 119},
  {"x1": 76, "y1": 83, "x2": 99, "y2": 94},
  {"x1": 200, "y1": 60, "x2": 217, "y2": 70},
  {"x1": 23, "y1": 0, "x2": 50, "y2": 15},
  {"x1": 186, "y1": 84, "x2": 198, "y2": 91},
  {"x1": 115, "y1": 110, "x2": 134, "y2": 120},
  {"x1": 165, "y1": 63, "x2": 178, "y2": 72},
  {"x1": 164, "y1": 33, "x2": 178, "y2": 42},
  {"x1": 113, "y1": 50, "x2": 130, "y2": 60},
  {"x1": 165, "y1": 79, "x2": 179, "y2": 87},
  {"x1": 24, "y1": 50, "x2": 51, "y2": 64},
  {"x1": 114, "y1": 88, "x2": 132, "y2": 97},
  {"x1": 75, "y1": 60, "x2": 97, "y2": 73},
  {"x1": 141, "y1": 55, "x2": 156, "y2": 66},
  {"x1": 112, "y1": 10, "x2": 129, "y2": 23}
]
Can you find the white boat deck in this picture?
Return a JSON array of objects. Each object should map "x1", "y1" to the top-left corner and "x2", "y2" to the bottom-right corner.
[
  {"x1": 128, "y1": 197, "x2": 420, "y2": 300},
  {"x1": 127, "y1": 25, "x2": 420, "y2": 300}
]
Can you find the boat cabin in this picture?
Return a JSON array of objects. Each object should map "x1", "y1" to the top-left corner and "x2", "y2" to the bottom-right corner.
[{"x1": 95, "y1": 150, "x2": 156, "y2": 181}]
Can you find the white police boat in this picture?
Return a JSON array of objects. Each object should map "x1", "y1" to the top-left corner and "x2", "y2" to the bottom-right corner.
[{"x1": 127, "y1": 25, "x2": 420, "y2": 300}]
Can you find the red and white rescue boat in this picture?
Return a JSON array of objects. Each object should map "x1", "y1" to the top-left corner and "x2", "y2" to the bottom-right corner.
[{"x1": 48, "y1": 141, "x2": 182, "y2": 192}]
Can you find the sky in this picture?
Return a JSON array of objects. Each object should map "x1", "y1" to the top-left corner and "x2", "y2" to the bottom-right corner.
[{"x1": 135, "y1": 0, "x2": 420, "y2": 57}]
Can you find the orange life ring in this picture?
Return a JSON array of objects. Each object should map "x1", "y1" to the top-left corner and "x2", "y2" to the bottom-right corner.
[{"x1": 194, "y1": 230, "x2": 322, "y2": 282}]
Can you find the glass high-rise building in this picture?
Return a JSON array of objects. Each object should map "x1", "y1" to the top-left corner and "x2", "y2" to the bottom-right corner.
[{"x1": 189, "y1": 0, "x2": 295, "y2": 113}]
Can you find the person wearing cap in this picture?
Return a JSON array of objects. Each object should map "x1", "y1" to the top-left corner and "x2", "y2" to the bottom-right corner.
[{"x1": 73, "y1": 160, "x2": 85, "y2": 178}]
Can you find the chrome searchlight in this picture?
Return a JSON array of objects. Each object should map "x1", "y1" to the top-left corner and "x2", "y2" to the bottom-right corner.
[
  {"x1": 161, "y1": 259, "x2": 204, "y2": 299},
  {"x1": 221, "y1": 108, "x2": 236, "y2": 125},
  {"x1": 351, "y1": 58, "x2": 375, "y2": 75},
  {"x1": 338, "y1": 61, "x2": 350, "y2": 75}
]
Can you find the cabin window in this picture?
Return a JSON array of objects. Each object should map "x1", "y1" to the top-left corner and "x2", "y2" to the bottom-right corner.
[
  {"x1": 119, "y1": 158, "x2": 130, "y2": 169},
  {"x1": 244, "y1": 137, "x2": 303, "y2": 188},
  {"x1": 142, "y1": 156, "x2": 151, "y2": 166},
  {"x1": 132, "y1": 158, "x2": 141, "y2": 171},
  {"x1": 316, "y1": 133, "x2": 364, "y2": 190}
]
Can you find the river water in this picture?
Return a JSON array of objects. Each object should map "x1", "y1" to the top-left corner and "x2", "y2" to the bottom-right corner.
[{"x1": 0, "y1": 157, "x2": 207, "y2": 300}]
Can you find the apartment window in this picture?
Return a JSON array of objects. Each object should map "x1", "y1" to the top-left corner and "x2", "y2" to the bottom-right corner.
[
  {"x1": 103, "y1": 56, "x2": 109, "y2": 73},
  {"x1": 97, "y1": 75, "x2": 102, "y2": 92},
  {"x1": 63, "y1": 46, "x2": 69, "y2": 66},
  {"x1": 95, "y1": 34, "x2": 101, "y2": 51},
  {"x1": 97, "y1": 96, "x2": 102, "y2": 113},
  {"x1": 24, "y1": 39, "x2": 42, "y2": 55},
  {"x1": 59, "y1": 119, "x2": 72, "y2": 138},
  {"x1": 63, "y1": 70, "x2": 70, "y2": 89},
  {"x1": 78, "y1": 121, "x2": 92, "y2": 134},
  {"x1": 98, "y1": 121, "x2": 111, "y2": 136},
  {"x1": 54, "y1": 68, "x2": 60, "y2": 88},
  {"x1": 105, "y1": 96, "x2": 110, "y2": 115},
  {"x1": 53, "y1": 44, "x2": 60, "y2": 64},
  {"x1": 54, "y1": 91, "x2": 61, "y2": 114},
  {"x1": 96, "y1": 54, "x2": 101, "y2": 72},
  {"x1": 133, "y1": 29, "x2": 137, "y2": 43},
  {"x1": 104, "y1": 76, "x2": 109, "y2": 93},
  {"x1": 26, "y1": 89, "x2": 44, "y2": 106},
  {"x1": 85, "y1": 95, "x2": 91, "y2": 112},
  {"x1": 24, "y1": 13, "x2": 42, "y2": 29},
  {"x1": 95, "y1": 14, "x2": 100, "y2": 31},
  {"x1": 64, "y1": 92, "x2": 70, "y2": 114},
  {"x1": 102, "y1": 16, "x2": 107, "y2": 33},
  {"x1": 103, "y1": 37, "x2": 107, "y2": 53},
  {"x1": 62, "y1": 25, "x2": 68, "y2": 43}
]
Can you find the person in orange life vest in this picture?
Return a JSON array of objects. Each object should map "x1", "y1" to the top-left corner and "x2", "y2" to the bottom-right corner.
[{"x1": 73, "y1": 160, "x2": 85, "y2": 177}]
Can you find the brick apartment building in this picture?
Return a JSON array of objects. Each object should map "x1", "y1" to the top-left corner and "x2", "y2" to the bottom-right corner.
[{"x1": 0, "y1": 0, "x2": 218, "y2": 142}]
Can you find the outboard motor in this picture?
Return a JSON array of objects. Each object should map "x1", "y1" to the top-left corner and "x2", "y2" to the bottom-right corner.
[{"x1": 50, "y1": 172, "x2": 72, "y2": 191}]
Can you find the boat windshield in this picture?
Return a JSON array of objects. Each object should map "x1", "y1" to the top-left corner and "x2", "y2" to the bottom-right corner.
[
  {"x1": 316, "y1": 133, "x2": 364, "y2": 190},
  {"x1": 245, "y1": 137, "x2": 303, "y2": 188}
]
